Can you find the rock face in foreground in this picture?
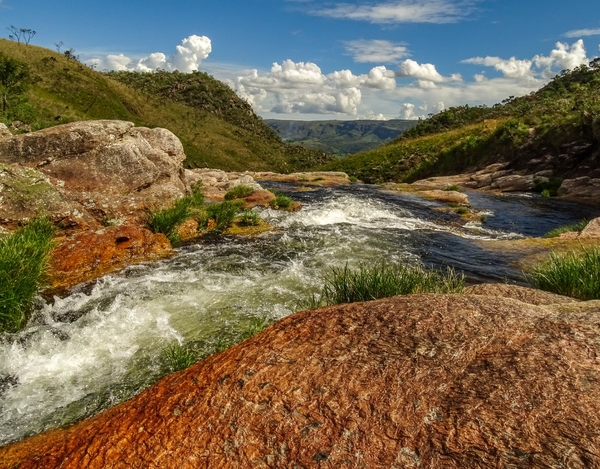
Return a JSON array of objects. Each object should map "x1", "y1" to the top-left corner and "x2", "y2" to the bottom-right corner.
[{"x1": 2, "y1": 293, "x2": 599, "y2": 468}]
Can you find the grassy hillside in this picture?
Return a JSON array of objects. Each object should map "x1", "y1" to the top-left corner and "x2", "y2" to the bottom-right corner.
[
  {"x1": 324, "y1": 59, "x2": 600, "y2": 183},
  {"x1": 0, "y1": 39, "x2": 332, "y2": 172},
  {"x1": 265, "y1": 119, "x2": 416, "y2": 156}
]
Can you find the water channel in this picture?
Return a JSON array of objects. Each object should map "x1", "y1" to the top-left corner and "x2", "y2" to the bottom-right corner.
[{"x1": 1, "y1": 183, "x2": 598, "y2": 445}]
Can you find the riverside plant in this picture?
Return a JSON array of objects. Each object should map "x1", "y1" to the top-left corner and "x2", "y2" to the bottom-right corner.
[
  {"x1": 543, "y1": 219, "x2": 589, "y2": 238},
  {"x1": 269, "y1": 194, "x2": 293, "y2": 210},
  {"x1": 319, "y1": 262, "x2": 465, "y2": 305},
  {"x1": 146, "y1": 183, "x2": 205, "y2": 244},
  {"x1": 529, "y1": 247, "x2": 600, "y2": 300},
  {"x1": 224, "y1": 185, "x2": 255, "y2": 200},
  {"x1": 239, "y1": 209, "x2": 261, "y2": 226},
  {"x1": 0, "y1": 217, "x2": 54, "y2": 333},
  {"x1": 201, "y1": 200, "x2": 244, "y2": 232}
]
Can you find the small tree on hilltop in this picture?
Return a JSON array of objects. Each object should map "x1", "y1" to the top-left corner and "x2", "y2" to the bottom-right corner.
[
  {"x1": 7, "y1": 26, "x2": 36, "y2": 46},
  {"x1": 0, "y1": 53, "x2": 32, "y2": 113}
]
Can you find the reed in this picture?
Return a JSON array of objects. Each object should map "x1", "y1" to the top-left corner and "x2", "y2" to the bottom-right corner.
[{"x1": 543, "y1": 219, "x2": 589, "y2": 238}]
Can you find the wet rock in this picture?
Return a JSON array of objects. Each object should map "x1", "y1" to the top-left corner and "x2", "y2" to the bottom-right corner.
[
  {"x1": 48, "y1": 225, "x2": 173, "y2": 291},
  {"x1": 420, "y1": 189, "x2": 470, "y2": 206},
  {"x1": 2, "y1": 294, "x2": 600, "y2": 468},
  {"x1": 250, "y1": 171, "x2": 351, "y2": 186}
]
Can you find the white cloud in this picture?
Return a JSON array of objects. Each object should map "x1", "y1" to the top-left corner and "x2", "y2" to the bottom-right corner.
[
  {"x1": 564, "y1": 28, "x2": 600, "y2": 38},
  {"x1": 312, "y1": 0, "x2": 477, "y2": 24},
  {"x1": 463, "y1": 40, "x2": 589, "y2": 80},
  {"x1": 87, "y1": 35, "x2": 212, "y2": 73},
  {"x1": 235, "y1": 60, "x2": 397, "y2": 116},
  {"x1": 400, "y1": 103, "x2": 416, "y2": 119},
  {"x1": 344, "y1": 39, "x2": 409, "y2": 63},
  {"x1": 396, "y1": 59, "x2": 461, "y2": 82}
]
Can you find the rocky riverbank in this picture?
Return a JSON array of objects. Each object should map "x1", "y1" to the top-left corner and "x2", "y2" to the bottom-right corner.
[{"x1": 2, "y1": 286, "x2": 599, "y2": 468}]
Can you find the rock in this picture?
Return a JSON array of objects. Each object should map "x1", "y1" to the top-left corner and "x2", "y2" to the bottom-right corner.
[
  {"x1": 3, "y1": 294, "x2": 600, "y2": 468},
  {"x1": 474, "y1": 163, "x2": 509, "y2": 175},
  {"x1": 557, "y1": 176, "x2": 600, "y2": 202},
  {"x1": 48, "y1": 225, "x2": 173, "y2": 291},
  {"x1": 420, "y1": 189, "x2": 470, "y2": 206},
  {"x1": 243, "y1": 189, "x2": 275, "y2": 208},
  {"x1": 0, "y1": 121, "x2": 188, "y2": 225},
  {"x1": 490, "y1": 174, "x2": 537, "y2": 192},
  {"x1": 579, "y1": 217, "x2": 600, "y2": 238},
  {"x1": 0, "y1": 123, "x2": 12, "y2": 139},
  {"x1": 0, "y1": 163, "x2": 99, "y2": 231},
  {"x1": 250, "y1": 171, "x2": 351, "y2": 186},
  {"x1": 464, "y1": 283, "x2": 578, "y2": 305}
]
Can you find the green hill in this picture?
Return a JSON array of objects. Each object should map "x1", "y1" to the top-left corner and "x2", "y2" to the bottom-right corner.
[
  {"x1": 324, "y1": 59, "x2": 600, "y2": 184},
  {"x1": 265, "y1": 119, "x2": 417, "y2": 156},
  {"x1": 0, "y1": 39, "x2": 332, "y2": 172}
]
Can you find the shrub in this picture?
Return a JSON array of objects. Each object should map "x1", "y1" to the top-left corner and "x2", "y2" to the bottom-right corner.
[
  {"x1": 269, "y1": 194, "x2": 293, "y2": 210},
  {"x1": 203, "y1": 200, "x2": 243, "y2": 231},
  {"x1": 239, "y1": 209, "x2": 261, "y2": 226},
  {"x1": 224, "y1": 184, "x2": 255, "y2": 200},
  {"x1": 320, "y1": 262, "x2": 464, "y2": 305},
  {"x1": 529, "y1": 247, "x2": 600, "y2": 300},
  {"x1": 543, "y1": 219, "x2": 589, "y2": 238},
  {"x1": 146, "y1": 197, "x2": 193, "y2": 245},
  {"x1": 0, "y1": 217, "x2": 54, "y2": 333},
  {"x1": 541, "y1": 189, "x2": 551, "y2": 198},
  {"x1": 445, "y1": 185, "x2": 460, "y2": 192},
  {"x1": 455, "y1": 206, "x2": 469, "y2": 215}
]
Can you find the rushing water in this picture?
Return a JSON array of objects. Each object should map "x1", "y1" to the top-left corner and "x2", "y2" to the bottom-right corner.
[{"x1": 1, "y1": 183, "x2": 598, "y2": 445}]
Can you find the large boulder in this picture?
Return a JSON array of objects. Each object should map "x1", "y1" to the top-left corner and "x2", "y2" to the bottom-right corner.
[
  {"x1": 0, "y1": 121, "x2": 188, "y2": 226},
  {"x1": 2, "y1": 292, "x2": 599, "y2": 468}
]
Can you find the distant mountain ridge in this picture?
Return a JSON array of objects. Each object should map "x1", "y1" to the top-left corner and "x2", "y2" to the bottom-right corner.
[{"x1": 265, "y1": 119, "x2": 417, "y2": 156}]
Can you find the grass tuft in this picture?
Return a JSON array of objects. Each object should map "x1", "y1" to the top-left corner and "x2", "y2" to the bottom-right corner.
[
  {"x1": 320, "y1": 262, "x2": 464, "y2": 305},
  {"x1": 529, "y1": 247, "x2": 600, "y2": 300},
  {"x1": 161, "y1": 343, "x2": 198, "y2": 373},
  {"x1": 543, "y1": 219, "x2": 589, "y2": 238},
  {"x1": 202, "y1": 200, "x2": 244, "y2": 231},
  {"x1": 0, "y1": 217, "x2": 54, "y2": 333},
  {"x1": 146, "y1": 198, "x2": 193, "y2": 245},
  {"x1": 224, "y1": 185, "x2": 255, "y2": 200},
  {"x1": 269, "y1": 194, "x2": 293, "y2": 210},
  {"x1": 239, "y1": 209, "x2": 261, "y2": 226}
]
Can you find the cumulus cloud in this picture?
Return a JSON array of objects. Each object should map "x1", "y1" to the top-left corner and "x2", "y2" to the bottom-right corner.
[
  {"x1": 564, "y1": 28, "x2": 600, "y2": 38},
  {"x1": 235, "y1": 59, "x2": 397, "y2": 116},
  {"x1": 344, "y1": 39, "x2": 410, "y2": 63},
  {"x1": 396, "y1": 59, "x2": 461, "y2": 83},
  {"x1": 463, "y1": 40, "x2": 589, "y2": 80},
  {"x1": 400, "y1": 103, "x2": 416, "y2": 119},
  {"x1": 312, "y1": 0, "x2": 477, "y2": 24},
  {"x1": 87, "y1": 35, "x2": 212, "y2": 73}
]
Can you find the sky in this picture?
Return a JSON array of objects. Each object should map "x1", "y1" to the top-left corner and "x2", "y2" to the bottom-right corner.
[{"x1": 1, "y1": 0, "x2": 600, "y2": 121}]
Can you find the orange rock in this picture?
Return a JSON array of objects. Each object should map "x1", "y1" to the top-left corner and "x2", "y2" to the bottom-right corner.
[
  {"x1": 176, "y1": 218, "x2": 200, "y2": 241},
  {"x1": 243, "y1": 189, "x2": 275, "y2": 207},
  {"x1": 48, "y1": 225, "x2": 173, "y2": 291},
  {"x1": 2, "y1": 294, "x2": 599, "y2": 468}
]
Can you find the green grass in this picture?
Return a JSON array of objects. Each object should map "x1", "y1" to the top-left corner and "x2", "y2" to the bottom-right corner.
[
  {"x1": 445, "y1": 185, "x2": 461, "y2": 192},
  {"x1": 161, "y1": 343, "x2": 199, "y2": 373},
  {"x1": 529, "y1": 247, "x2": 600, "y2": 300},
  {"x1": 455, "y1": 206, "x2": 469, "y2": 215},
  {"x1": 146, "y1": 197, "x2": 194, "y2": 245},
  {"x1": 239, "y1": 209, "x2": 261, "y2": 226},
  {"x1": 0, "y1": 217, "x2": 54, "y2": 333},
  {"x1": 269, "y1": 194, "x2": 293, "y2": 210},
  {"x1": 202, "y1": 200, "x2": 244, "y2": 231},
  {"x1": 543, "y1": 219, "x2": 589, "y2": 238},
  {"x1": 320, "y1": 262, "x2": 465, "y2": 305},
  {"x1": 224, "y1": 185, "x2": 255, "y2": 200}
]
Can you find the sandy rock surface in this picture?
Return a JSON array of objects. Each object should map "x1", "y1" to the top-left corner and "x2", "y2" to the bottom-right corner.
[{"x1": 2, "y1": 292, "x2": 599, "y2": 468}]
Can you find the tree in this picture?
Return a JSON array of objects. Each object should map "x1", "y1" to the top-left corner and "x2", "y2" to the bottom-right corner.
[
  {"x1": 7, "y1": 26, "x2": 36, "y2": 45},
  {"x1": 0, "y1": 53, "x2": 31, "y2": 113}
]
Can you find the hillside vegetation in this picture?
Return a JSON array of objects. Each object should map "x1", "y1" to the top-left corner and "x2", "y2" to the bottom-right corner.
[
  {"x1": 265, "y1": 118, "x2": 416, "y2": 156},
  {"x1": 324, "y1": 59, "x2": 600, "y2": 183},
  {"x1": 0, "y1": 39, "x2": 332, "y2": 172}
]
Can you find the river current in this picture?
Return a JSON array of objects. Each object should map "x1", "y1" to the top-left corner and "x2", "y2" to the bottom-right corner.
[{"x1": 1, "y1": 183, "x2": 598, "y2": 445}]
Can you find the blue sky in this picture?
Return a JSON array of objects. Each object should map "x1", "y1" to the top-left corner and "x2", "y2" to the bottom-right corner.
[{"x1": 2, "y1": 0, "x2": 600, "y2": 120}]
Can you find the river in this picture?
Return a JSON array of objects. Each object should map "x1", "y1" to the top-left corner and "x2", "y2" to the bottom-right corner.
[{"x1": 0, "y1": 183, "x2": 598, "y2": 445}]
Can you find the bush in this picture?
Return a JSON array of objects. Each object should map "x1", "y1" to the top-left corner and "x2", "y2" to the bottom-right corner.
[
  {"x1": 203, "y1": 200, "x2": 243, "y2": 231},
  {"x1": 269, "y1": 194, "x2": 293, "y2": 210},
  {"x1": 0, "y1": 218, "x2": 54, "y2": 333},
  {"x1": 239, "y1": 209, "x2": 261, "y2": 226},
  {"x1": 320, "y1": 262, "x2": 465, "y2": 305},
  {"x1": 224, "y1": 184, "x2": 255, "y2": 200},
  {"x1": 445, "y1": 185, "x2": 461, "y2": 192},
  {"x1": 543, "y1": 219, "x2": 589, "y2": 238},
  {"x1": 530, "y1": 247, "x2": 600, "y2": 300},
  {"x1": 455, "y1": 206, "x2": 469, "y2": 215}
]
